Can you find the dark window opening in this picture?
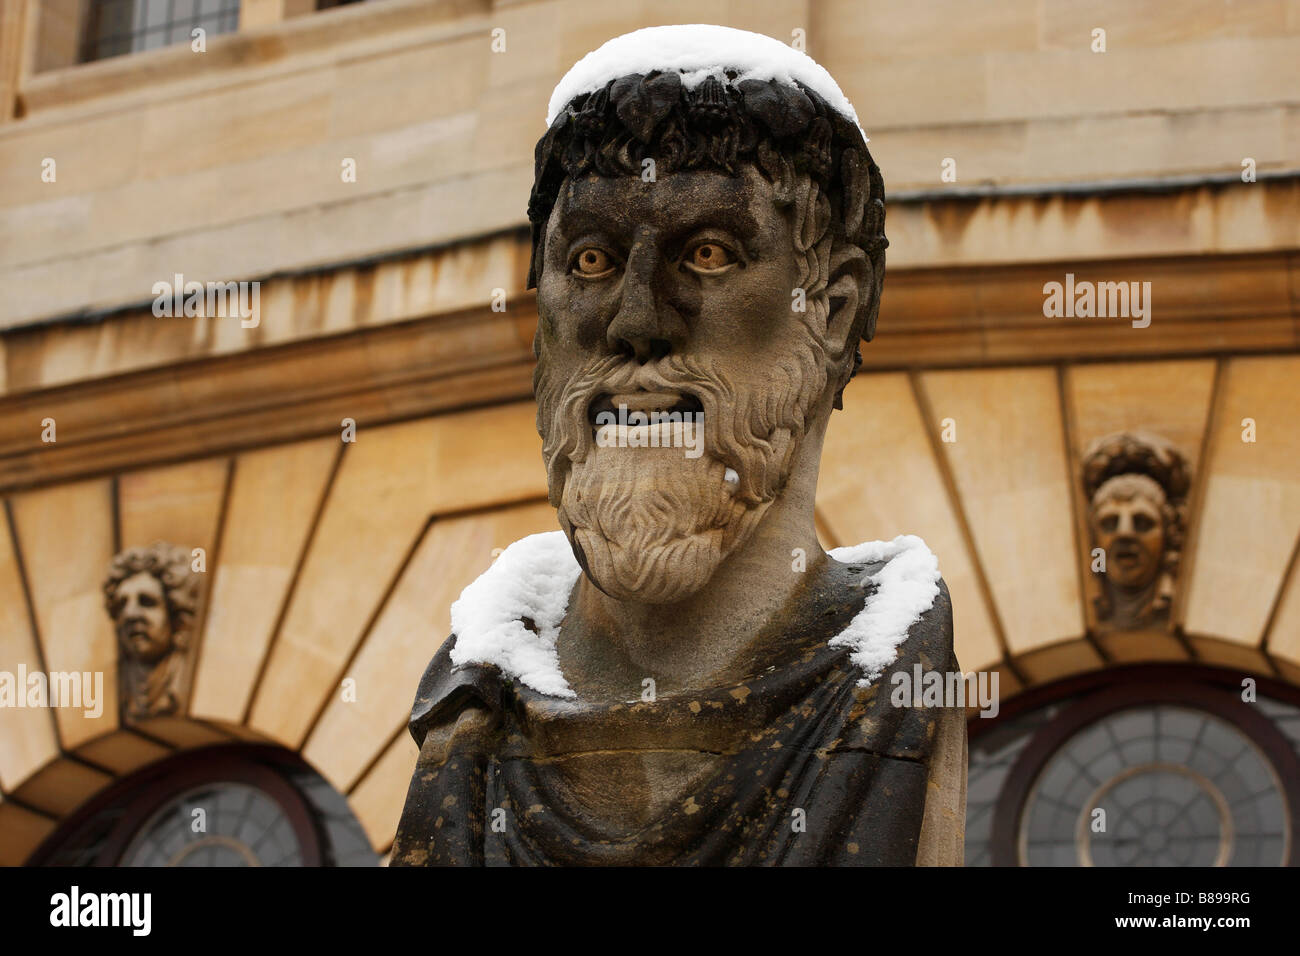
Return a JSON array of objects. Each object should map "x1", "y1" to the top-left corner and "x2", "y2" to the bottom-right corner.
[
  {"x1": 966, "y1": 665, "x2": 1300, "y2": 867},
  {"x1": 27, "y1": 744, "x2": 378, "y2": 867},
  {"x1": 81, "y1": 0, "x2": 241, "y2": 63}
]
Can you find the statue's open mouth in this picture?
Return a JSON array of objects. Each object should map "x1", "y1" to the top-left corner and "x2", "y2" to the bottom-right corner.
[
  {"x1": 588, "y1": 391, "x2": 703, "y2": 423},
  {"x1": 587, "y1": 391, "x2": 704, "y2": 444},
  {"x1": 1113, "y1": 542, "x2": 1141, "y2": 567}
]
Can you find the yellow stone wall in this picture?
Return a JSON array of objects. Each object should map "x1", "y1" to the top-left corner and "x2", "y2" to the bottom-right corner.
[
  {"x1": 1, "y1": 0, "x2": 1299, "y2": 863},
  {"x1": 2, "y1": 0, "x2": 1297, "y2": 327}
]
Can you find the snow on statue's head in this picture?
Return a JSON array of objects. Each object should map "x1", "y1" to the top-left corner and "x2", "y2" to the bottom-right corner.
[{"x1": 529, "y1": 25, "x2": 887, "y2": 604}]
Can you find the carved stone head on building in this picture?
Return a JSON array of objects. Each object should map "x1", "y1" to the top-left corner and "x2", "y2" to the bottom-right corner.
[
  {"x1": 104, "y1": 542, "x2": 199, "y2": 720},
  {"x1": 527, "y1": 30, "x2": 886, "y2": 603},
  {"x1": 1082, "y1": 432, "x2": 1190, "y2": 628}
]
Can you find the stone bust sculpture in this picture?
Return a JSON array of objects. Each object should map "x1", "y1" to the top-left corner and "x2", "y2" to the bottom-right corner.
[
  {"x1": 393, "y1": 25, "x2": 966, "y2": 866},
  {"x1": 1082, "y1": 432, "x2": 1190, "y2": 629},
  {"x1": 103, "y1": 542, "x2": 198, "y2": 721}
]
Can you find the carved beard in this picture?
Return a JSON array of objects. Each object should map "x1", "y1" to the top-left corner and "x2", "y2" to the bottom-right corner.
[{"x1": 536, "y1": 333, "x2": 829, "y2": 604}]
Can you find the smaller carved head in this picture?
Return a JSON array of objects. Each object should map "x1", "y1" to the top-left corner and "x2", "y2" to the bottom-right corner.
[
  {"x1": 1090, "y1": 473, "x2": 1167, "y2": 591},
  {"x1": 104, "y1": 544, "x2": 197, "y2": 664},
  {"x1": 1082, "y1": 432, "x2": 1190, "y2": 624}
]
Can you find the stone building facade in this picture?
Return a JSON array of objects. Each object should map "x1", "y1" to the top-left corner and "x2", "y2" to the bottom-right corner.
[{"x1": 1, "y1": 0, "x2": 1298, "y2": 865}]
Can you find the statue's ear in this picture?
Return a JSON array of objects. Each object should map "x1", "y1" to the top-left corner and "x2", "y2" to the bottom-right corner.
[
  {"x1": 527, "y1": 219, "x2": 544, "y2": 290},
  {"x1": 824, "y1": 242, "x2": 873, "y2": 362},
  {"x1": 834, "y1": 145, "x2": 885, "y2": 346}
]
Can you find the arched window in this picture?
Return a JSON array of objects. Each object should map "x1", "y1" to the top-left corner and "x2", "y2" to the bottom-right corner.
[
  {"x1": 966, "y1": 667, "x2": 1300, "y2": 867},
  {"x1": 27, "y1": 745, "x2": 378, "y2": 867}
]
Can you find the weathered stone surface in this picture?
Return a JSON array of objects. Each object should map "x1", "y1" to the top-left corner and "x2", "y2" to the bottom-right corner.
[
  {"x1": 392, "y1": 26, "x2": 966, "y2": 866},
  {"x1": 1082, "y1": 431, "x2": 1190, "y2": 630},
  {"x1": 393, "y1": 565, "x2": 961, "y2": 866},
  {"x1": 103, "y1": 542, "x2": 200, "y2": 722}
]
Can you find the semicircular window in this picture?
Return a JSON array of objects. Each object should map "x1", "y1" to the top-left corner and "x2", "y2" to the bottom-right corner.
[
  {"x1": 120, "y1": 782, "x2": 305, "y2": 867},
  {"x1": 29, "y1": 745, "x2": 378, "y2": 867},
  {"x1": 965, "y1": 670, "x2": 1300, "y2": 867}
]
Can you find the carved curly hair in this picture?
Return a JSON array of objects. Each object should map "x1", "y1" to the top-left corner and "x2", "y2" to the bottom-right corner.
[
  {"x1": 527, "y1": 72, "x2": 887, "y2": 406},
  {"x1": 103, "y1": 542, "x2": 199, "y2": 648}
]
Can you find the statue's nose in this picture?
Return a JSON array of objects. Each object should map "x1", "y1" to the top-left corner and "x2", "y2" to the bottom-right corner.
[{"x1": 606, "y1": 239, "x2": 687, "y2": 363}]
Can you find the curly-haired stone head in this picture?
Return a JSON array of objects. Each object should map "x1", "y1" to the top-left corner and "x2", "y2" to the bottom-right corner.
[
  {"x1": 104, "y1": 542, "x2": 198, "y2": 719},
  {"x1": 528, "y1": 28, "x2": 887, "y2": 605},
  {"x1": 1082, "y1": 431, "x2": 1191, "y2": 628}
]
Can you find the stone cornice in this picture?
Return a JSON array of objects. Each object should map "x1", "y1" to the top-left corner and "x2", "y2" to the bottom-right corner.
[{"x1": 0, "y1": 249, "x2": 1296, "y2": 494}]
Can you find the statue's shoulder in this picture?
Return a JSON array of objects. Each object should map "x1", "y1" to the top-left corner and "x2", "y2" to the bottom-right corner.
[
  {"x1": 841, "y1": 561, "x2": 954, "y2": 673},
  {"x1": 407, "y1": 637, "x2": 504, "y2": 749},
  {"x1": 910, "y1": 573, "x2": 954, "y2": 660},
  {"x1": 829, "y1": 567, "x2": 959, "y2": 768},
  {"x1": 827, "y1": 534, "x2": 955, "y2": 674},
  {"x1": 407, "y1": 530, "x2": 579, "y2": 748}
]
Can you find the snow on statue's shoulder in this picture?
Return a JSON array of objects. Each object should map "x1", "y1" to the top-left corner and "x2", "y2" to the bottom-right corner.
[
  {"x1": 828, "y1": 535, "x2": 943, "y2": 687},
  {"x1": 448, "y1": 531, "x2": 580, "y2": 699},
  {"x1": 447, "y1": 530, "x2": 940, "y2": 698},
  {"x1": 546, "y1": 24, "x2": 865, "y2": 139}
]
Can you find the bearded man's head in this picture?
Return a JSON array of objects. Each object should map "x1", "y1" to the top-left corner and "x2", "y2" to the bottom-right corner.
[{"x1": 527, "y1": 27, "x2": 886, "y2": 604}]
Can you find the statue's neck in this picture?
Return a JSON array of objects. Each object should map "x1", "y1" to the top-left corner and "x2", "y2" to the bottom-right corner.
[{"x1": 1109, "y1": 578, "x2": 1160, "y2": 624}]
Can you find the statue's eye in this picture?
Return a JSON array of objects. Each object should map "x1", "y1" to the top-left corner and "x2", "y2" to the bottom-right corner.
[
  {"x1": 1100, "y1": 515, "x2": 1119, "y2": 533},
  {"x1": 685, "y1": 242, "x2": 734, "y2": 274},
  {"x1": 572, "y1": 247, "x2": 615, "y2": 278},
  {"x1": 1133, "y1": 514, "x2": 1155, "y2": 533}
]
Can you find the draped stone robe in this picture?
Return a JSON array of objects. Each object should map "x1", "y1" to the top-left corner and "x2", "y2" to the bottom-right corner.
[{"x1": 391, "y1": 564, "x2": 966, "y2": 866}]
